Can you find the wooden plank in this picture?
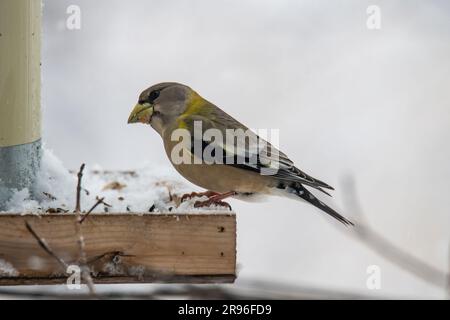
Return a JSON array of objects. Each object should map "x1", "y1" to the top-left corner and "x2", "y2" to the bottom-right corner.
[{"x1": 0, "y1": 213, "x2": 236, "y2": 285}]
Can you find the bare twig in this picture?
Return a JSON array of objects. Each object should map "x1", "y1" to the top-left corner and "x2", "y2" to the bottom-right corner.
[
  {"x1": 25, "y1": 221, "x2": 68, "y2": 271},
  {"x1": 341, "y1": 177, "x2": 449, "y2": 291},
  {"x1": 101, "y1": 197, "x2": 112, "y2": 208},
  {"x1": 80, "y1": 197, "x2": 105, "y2": 224},
  {"x1": 75, "y1": 164, "x2": 85, "y2": 213},
  {"x1": 73, "y1": 163, "x2": 95, "y2": 295},
  {"x1": 25, "y1": 164, "x2": 96, "y2": 295}
]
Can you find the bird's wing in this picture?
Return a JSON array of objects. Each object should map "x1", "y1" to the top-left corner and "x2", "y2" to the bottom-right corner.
[{"x1": 178, "y1": 105, "x2": 334, "y2": 193}]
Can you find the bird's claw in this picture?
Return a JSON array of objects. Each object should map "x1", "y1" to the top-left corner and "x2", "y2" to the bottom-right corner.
[
  {"x1": 181, "y1": 191, "x2": 219, "y2": 203},
  {"x1": 194, "y1": 199, "x2": 233, "y2": 211}
]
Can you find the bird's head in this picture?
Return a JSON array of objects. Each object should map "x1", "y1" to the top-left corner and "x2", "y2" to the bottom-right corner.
[{"x1": 128, "y1": 82, "x2": 196, "y2": 135}]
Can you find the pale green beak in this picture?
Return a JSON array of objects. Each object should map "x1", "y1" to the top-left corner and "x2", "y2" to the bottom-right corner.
[{"x1": 128, "y1": 103, "x2": 153, "y2": 124}]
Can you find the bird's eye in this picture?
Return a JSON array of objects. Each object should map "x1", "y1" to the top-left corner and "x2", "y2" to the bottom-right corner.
[{"x1": 148, "y1": 90, "x2": 160, "y2": 104}]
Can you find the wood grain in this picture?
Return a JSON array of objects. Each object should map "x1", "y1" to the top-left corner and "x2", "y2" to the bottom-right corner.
[{"x1": 0, "y1": 213, "x2": 236, "y2": 285}]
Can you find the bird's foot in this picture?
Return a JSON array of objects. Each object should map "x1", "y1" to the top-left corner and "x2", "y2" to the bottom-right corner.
[
  {"x1": 193, "y1": 191, "x2": 236, "y2": 211},
  {"x1": 181, "y1": 191, "x2": 220, "y2": 203},
  {"x1": 194, "y1": 199, "x2": 233, "y2": 211}
]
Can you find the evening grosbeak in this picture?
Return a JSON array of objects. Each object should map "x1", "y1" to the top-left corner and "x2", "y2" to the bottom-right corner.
[{"x1": 128, "y1": 82, "x2": 353, "y2": 226}]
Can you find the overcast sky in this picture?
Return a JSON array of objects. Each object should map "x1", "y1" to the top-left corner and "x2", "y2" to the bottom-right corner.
[{"x1": 41, "y1": 0, "x2": 450, "y2": 298}]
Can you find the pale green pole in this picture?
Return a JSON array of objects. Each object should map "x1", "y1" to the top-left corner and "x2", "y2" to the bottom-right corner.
[{"x1": 0, "y1": 0, "x2": 42, "y2": 209}]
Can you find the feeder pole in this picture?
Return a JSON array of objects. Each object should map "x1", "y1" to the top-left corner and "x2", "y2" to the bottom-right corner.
[{"x1": 0, "y1": 0, "x2": 42, "y2": 208}]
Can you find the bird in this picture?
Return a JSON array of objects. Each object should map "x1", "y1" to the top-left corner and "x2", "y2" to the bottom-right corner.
[{"x1": 128, "y1": 82, "x2": 353, "y2": 226}]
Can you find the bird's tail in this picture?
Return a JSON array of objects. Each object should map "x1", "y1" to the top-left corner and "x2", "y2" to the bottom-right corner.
[{"x1": 288, "y1": 183, "x2": 354, "y2": 226}]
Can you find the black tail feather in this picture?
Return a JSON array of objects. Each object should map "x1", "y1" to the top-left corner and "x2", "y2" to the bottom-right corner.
[{"x1": 290, "y1": 184, "x2": 354, "y2": 226}]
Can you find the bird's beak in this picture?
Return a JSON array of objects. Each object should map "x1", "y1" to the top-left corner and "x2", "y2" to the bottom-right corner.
[{"x1": 128, "y1": 103, "x2": 153, "y2": 124}]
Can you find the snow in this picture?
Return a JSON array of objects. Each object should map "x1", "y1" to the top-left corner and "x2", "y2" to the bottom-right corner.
[
  {"x1": 0, "y1": 259, "x2": 18, "y2": 277},
  {"x1": 1, "y1": 148, "x2": 232, "y2": 214}
]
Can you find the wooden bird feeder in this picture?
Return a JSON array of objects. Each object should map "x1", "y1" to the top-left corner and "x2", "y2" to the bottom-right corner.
[
  {"x1": 0, "y1": 212, "x2": 236, "y2": 285},
  {"x1": 0, "y1": 0, "x2": 237, "y2": 286}
]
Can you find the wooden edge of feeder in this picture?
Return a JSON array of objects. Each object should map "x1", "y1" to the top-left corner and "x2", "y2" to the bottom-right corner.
[{"x1": 0, "y1": 212, "x2": 237, "y2": 286}]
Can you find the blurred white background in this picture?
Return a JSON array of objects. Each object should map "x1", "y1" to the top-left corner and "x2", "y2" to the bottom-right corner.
[{"x1": 41, "y1": 0, "x2": 450, "y2": 298}]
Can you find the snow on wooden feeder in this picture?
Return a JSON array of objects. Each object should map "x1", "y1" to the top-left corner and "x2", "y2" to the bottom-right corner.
[
  {"x1": 0, "y1": 1, "x2": 236, "y2": 286},
  {"x1": 0, "y1": 166, "x2": 237, "y2": 286}
]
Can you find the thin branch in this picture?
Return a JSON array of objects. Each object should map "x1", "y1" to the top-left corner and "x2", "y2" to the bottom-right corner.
[
  {"x1": 73, "y1": 163, "x2": 95, "y2": 295},
  {"x1": 75, "y1": 163, "x2": 85, "y2": 213},
  {"x1": 25, "y1": 221, "x2": 68, "y2": 271},
  {"x1": 102, "y1": 198, "x2": 112, "y2": 208},
  {"x1": 80, "y1": 197, "x2": 105, "y2": 224},
  {"x1": 74, "y1": 225, "x2": 96, "y2": 294},
  {"x1": 341, "y1": 177, "x2": 449, "y2": 291}
]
